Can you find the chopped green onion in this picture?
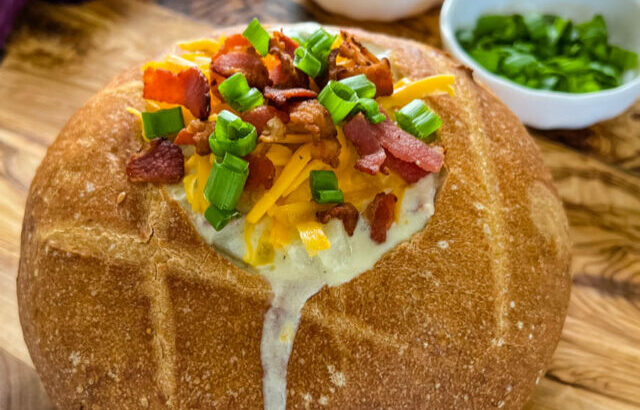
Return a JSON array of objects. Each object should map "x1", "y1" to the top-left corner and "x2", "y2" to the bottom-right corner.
[
  {"x1": 218, "y1": 73, "x2": 263, "y2": 112},
  {"x1": 314, "y1": 190, "x2": 344, "y2": 204},
  {"x1": 210, "y1": 110, "x2": 257, "y2": 157},
  {"x1": 218, "y1": 73, "x2": 250, "y2": 101},
  {"x1": 234, "y1": 87, "x2": 264, "y2": 112},
  {"x1": 204, "y1": 205, "x2": 239, "y2": 231},
  {"x1": 395, "y1": 99, "x2": 442, "y2": 142},
  {"x1": 318, "y1": 81, "x2": 358, "y2": 124},
  {"x1": 204, "y1": 152, "x2": 249, "y2": 212},
  {"x1": 242, "y1": 18, "x2": 270, "y2": 57},
  {"x1": 141, "y1": 107, "x2": 184, "y2": 139},
  {"x1": 457, "y1": 13, "x2": 639, "y2": 93},
  {"x1": 610, "y1": 46, "x2": 639, "y2": 71},
  {"x1": 339, "y1": 74, "x2": 376, "y2": 99},
  {"x1": 352, "y1": 98, "x2": 385, "y2": 124},
  {"x1": 294, "y1": 46, "x2": 322, "y2": 78},
  {"x1": 310, "y1": 170, "x2": 338, "y2": 191},
  {"x1": 305, "y1": 28, "x2": 336, "y2": 60},
  {"x1": 309, "y1": 170, "x2": 344, "y2": 204}
]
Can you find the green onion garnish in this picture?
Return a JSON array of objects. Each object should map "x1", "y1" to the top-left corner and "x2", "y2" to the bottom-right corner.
[
  {"x1": 339, "y1": 74, "x2": 377, "y2": 99},
  {"x1": 456, "y1": 13, "x2": 639, "y2": 93},
  {"x1": 309, "y1": 170, "x2": 344, "y2": 204},
  {"x1": 210, "y1": 110, "x2": 257, "y2": 157},
  {"x1": 242, "y1": 18, "x2": 270, "y2": 57},
  {"x1": 305, "y1": 28, "x2": 336, "y2": 60},
  {"x1": 218, "y1": 73, "x2": 264, "y2": 113},
  {"x1": 395, "y1": 99, "x2": 442, "y2": 142},
  {"x1": 141, "y1": 107, "x2": 184, "y2": 139},
  {"x1": 352, "y1": 98, "x2": 386, "y2": 124},
  {"x1": 204, "y1": 205, "x2": 239, "y2": 231},
  {"x1": 204, "y1": 152, "x2": 249, "y2": 212},
  {"x1": 318, "y1": 80, "x2": 359, "y2": 124},
  {"x1": 293, "y1": 28, "x2": 336, "y2": 78},
  {"x1": 294, "y1": 47, "x2": 322, "y2": 78}
]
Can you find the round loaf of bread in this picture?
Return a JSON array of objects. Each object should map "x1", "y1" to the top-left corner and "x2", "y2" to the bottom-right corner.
[{"x1": 17, "y1": 26, "x2": 571, "y2": 409}]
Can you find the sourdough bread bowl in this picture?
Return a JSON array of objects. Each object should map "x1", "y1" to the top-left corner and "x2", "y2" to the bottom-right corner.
[{"x1": 17, "y1": 25, "x2": 571, "y2": 409}]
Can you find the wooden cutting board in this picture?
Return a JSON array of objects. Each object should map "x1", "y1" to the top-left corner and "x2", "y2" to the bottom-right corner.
[{"x1": 0, "y1": 1, "x2": 639, "y2": 408}]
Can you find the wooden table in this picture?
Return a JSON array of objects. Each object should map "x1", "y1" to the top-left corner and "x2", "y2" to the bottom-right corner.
[{"x1": 1, "y1": 1, "x2": 639, "y2": 408}]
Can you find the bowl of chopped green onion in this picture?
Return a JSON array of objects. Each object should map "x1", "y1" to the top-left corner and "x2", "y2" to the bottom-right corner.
[{"x1": 440, "y1": 0, "x2": 640, "y2": 129}]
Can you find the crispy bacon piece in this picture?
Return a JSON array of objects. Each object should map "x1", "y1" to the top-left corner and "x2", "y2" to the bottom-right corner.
[
  {"x1": 264, "y1": 86, "x2": 318, "y2": 106},
  {"x1": 316, "y1": 203, "x2": 359, "y2": 236},
  {"x1": 343, "y1": 113, "x2": 443, "y2": 180},
  {"x1": 287, "y1": 100, "x2": 336, "y2": 140},
  {"x1": 143, "y1": 67, "x2": 211, "y2": 120},
  {"x1": 268, "y1": 31, "x2": 309, "y2": 89},
  {"x1": 365, "y1": 192, "x2": 397, "y2": 243},
  {"x1": 270, "y1": 31, "x2": 298, "y2": 58},
  {"x1": 211, "y1": 52, "x2": 270, "y2": 90},
  {"x1": 343, "y1": 113, "x2": 386, "y2": 175},
  {"x1": 126, "y1": 139, "x2": 184, "y2": 184},
  {"x1": 287, "y1": 100, "x2": 340, "y2": 166},
  {"x1": 328, "y1": 31, "x2": 394, "y2": 97},
  {"x1": 210, "y1": 34, "x2": 269, "y2": 90},
  {"x1": 245, "y1": 155, "x2": 276, "y2": 190},
  {"x1": 242, "y1": 105, "x2": 290, "y2": 135},
  {"x1": 376, "y1": 118, "x2": 444, "y2": 173},
  {"x1": 382, "y1": 150, "x2": 428, "y2": 183},
  {"x1": 214, "y1": 34, "x2": 251, "y2": 56},
  {"x1": 175, "y1": 119, "x2": 215, "y2": 155}
]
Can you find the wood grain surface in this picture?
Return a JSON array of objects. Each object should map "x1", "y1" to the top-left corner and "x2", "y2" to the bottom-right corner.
[{"x1": 0, "y1": 1, "x2": 639, "y2": 409}]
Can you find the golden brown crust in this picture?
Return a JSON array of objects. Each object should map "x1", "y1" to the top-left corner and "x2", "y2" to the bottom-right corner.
[{"x1": 18, "y1": 26, "x2": 571, "y2": 409}]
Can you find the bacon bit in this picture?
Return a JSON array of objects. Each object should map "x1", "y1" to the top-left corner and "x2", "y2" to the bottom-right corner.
[
  {"x1": 213, "y1": 34, "x2": 251, "y2": 59},
  {"x1": 143, "y1": 67, "x2": 211, "y2": 120},
  {"x1": 175, "y1": 119, "x2": 215, "y2": 155},
  {"x1": 344, "y1": 112, "x2": 443, "y2": 177},
  {"x1": 287, "y1": 100, "x2": 340, "y2": 166},
  {"x1": 328, "y1": 31, "x2": 394, "y2": 97},
  {"x1": 316, "y1": 203, "x2": 359, "y2": 236},
  {"x1": 211, "y1": 51, "x2": 270, "y2": 90},
  {"x1": 268, "y1": 31, "x2": 309, "y2": 89},
  {"x1": 287, "y1": 100, "x2": 336, "y2": 140},
  {"x1": 264, "y1": 86, "x2": 318, "y2": 106},
  {"x1": 343, "y1": 113, "x2": 386, "y2": 175},
  {"x1": 245, "y1": 155, "x2": 276, "y2": 190},
  {"x1": 242, "y1": 105, "x2": 289, "y2": 135},
  {"x1": 376, "y1": 118, "x2": 444, "y2": 173},
  {"x1": 365, "y1": 192, "x2": 397, "y2": 243},
  {"x1": 382, "y1": 150, "x2": 428, "y2": 183},
  {"x1": 126, "y1": 139, "x2": 185, "y2": 184},
  {"x1": 270, "y1": 31, "x2": 298, "y2": 58}
]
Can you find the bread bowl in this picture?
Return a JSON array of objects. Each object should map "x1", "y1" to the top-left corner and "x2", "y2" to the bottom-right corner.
[{"x1": 17, "y1": 22, "x2": 571, "y2": 409}]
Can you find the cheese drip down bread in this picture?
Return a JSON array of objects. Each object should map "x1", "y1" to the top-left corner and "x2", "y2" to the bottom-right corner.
[{"x1": 17, "y1": 22, "x2": 571, "y2": 410}]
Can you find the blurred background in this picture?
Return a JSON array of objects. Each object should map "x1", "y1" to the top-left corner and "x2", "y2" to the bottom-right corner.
[{"x1": 1, "y1": 1, "x2": 639, "y2": 409}]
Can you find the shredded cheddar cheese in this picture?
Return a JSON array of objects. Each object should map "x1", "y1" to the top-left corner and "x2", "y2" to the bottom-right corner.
[
  {"x1": 266, "y1": 144, "x2": 293, "y2": 167},
  {"x1": 377, "y1": 74, "x2": 456, "y2": 112},
  {"x1": 246, "y1": 144, "x2": 313, "y2": 224},
  {"x1": 177, "y1": 37, "x2": 223, "y2": 55},
  {"x1": 183, "y1": 154, "x2": 213, "y2": 214},
  {"x1": 282, "y1": 159, "x2": 328, "y2": 198}
]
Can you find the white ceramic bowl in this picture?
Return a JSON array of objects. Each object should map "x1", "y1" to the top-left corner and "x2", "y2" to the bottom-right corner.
[
  {"x1": 312, "y1": 0, "x2": 442, "y2": 22},
  {"x1": 440, "y1": 0, "x2": 640, "y2": 129}
]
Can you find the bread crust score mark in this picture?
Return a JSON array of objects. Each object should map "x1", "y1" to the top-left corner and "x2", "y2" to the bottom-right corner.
[{"x1": 17, "y1": 25, "x2": 571, "y2": 409}]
